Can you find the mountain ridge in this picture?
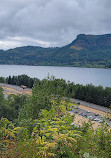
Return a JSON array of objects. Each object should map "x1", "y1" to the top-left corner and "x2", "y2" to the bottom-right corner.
[{"x1": 0, "y1": 33, "x2": 111, "y2": 68}]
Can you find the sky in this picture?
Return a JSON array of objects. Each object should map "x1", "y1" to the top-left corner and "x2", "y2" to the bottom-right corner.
[{"x1": 0, "y1": 0, "x2": 111, "y2": 50}]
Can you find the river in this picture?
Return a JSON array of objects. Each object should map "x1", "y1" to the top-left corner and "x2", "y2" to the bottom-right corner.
[{"x1": 0, "y1": 65, "x2": 111, "y2": 88}]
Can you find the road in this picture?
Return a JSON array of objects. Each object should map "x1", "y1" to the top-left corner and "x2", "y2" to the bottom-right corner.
[
  {"x1": 0, "y1": 83, "x2": 32, "y2": 98},
  {"x1": 70, "y1": 98, "x2": 110, "y2": 113}
]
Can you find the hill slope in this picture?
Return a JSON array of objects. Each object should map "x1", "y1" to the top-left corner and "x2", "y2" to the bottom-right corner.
[{"x1": 0, "y1": 33, "x2": 111, "y2": 67}]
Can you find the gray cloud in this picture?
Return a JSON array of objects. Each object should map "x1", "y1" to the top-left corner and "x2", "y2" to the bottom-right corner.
[{"x1": 0, "y1": 0, "x2": 111, "y2": 49}]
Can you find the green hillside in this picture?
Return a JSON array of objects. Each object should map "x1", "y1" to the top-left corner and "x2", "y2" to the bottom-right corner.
[{"x1": 0, "y1": 33, "x2": 111, "y2": 67}]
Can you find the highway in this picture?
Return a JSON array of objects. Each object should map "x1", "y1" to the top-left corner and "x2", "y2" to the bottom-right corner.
[{"x1": 0, "y1": 83, "x2": 32, "y2": 98}]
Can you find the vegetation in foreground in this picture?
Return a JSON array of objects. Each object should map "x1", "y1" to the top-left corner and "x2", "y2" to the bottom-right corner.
[
  {"x1": 1, "y1": 106, "x2": 111, "y2": 158},
  {"x1": 0, "y1": 76, "x2": 111, "y2": 158}
]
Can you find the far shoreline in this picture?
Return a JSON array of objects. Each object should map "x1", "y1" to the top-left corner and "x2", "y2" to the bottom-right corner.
[{"x1": 0, "y1": 64, "x2": 111, "y2": 70}]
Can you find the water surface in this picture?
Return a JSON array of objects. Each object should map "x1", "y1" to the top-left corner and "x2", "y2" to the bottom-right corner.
[{"x1": 0, "y1": 65, "x2": 111, "y2": 88}]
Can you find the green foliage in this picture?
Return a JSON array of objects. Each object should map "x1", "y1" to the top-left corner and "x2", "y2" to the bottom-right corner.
[
  {"x1": 1, "y1": 104, "x2": 111, "y2": 158},
  {"x1": 18, "y1": 76, "x2": 68, "y2": 120},
  {"x1": 0, "y1": 77, "x2": 5, "y2": 83},
  {"x1": 6, "y1": 74, "x2": 40, "y2": 88},
  {"x1": 0, "y1": 88, "x2": 13, "y2": 120},
  {"x1": 19, "y1": 80, "x2": 52, "y2": 120},
  {"x1": 0, "y1": 93, "x2": 27, "y2": 120},
  {"x1": 76, "y1": 123, "x2": 111, "y2": 158}
]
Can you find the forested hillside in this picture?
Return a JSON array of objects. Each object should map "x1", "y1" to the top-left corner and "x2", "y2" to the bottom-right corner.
[{"x1": 0, "y1": 34, "x2": 111, "y2": 67}]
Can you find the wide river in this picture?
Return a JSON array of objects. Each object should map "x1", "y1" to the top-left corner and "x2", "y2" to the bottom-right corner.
[{"x1": 0, "y1": 65, "x2": 111, "y2": 88}]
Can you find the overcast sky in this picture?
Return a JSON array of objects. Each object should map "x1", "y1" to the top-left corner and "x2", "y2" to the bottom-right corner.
[{"x1": 0, "y1": 0, "x2": 111, "y2": 50}]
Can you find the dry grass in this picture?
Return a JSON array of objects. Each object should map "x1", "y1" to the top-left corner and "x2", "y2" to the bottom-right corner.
[
  {"x1": 4, "y1": 91, "x2": 17, "y2": 95},
  {"x1": 2, "y1": 86, "x2": 23, "y2": 94},
  {"x1": 70, "y1": 45, "x2": 83, "y2": 50},
  {"x1": 69, "y1": 112, "x2": 101, "y2": 130},
  {"x1": 23, "y1": 89, "x2": 32, "y2": 95}
]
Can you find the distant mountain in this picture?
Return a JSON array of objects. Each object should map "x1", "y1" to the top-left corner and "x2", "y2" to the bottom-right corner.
[
  {"x1": 0, "y1": 33, "x2": 111, "y2": 68},
  {"x1": 70, "y1": 34, "x2": 111, "y2": 48}
]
